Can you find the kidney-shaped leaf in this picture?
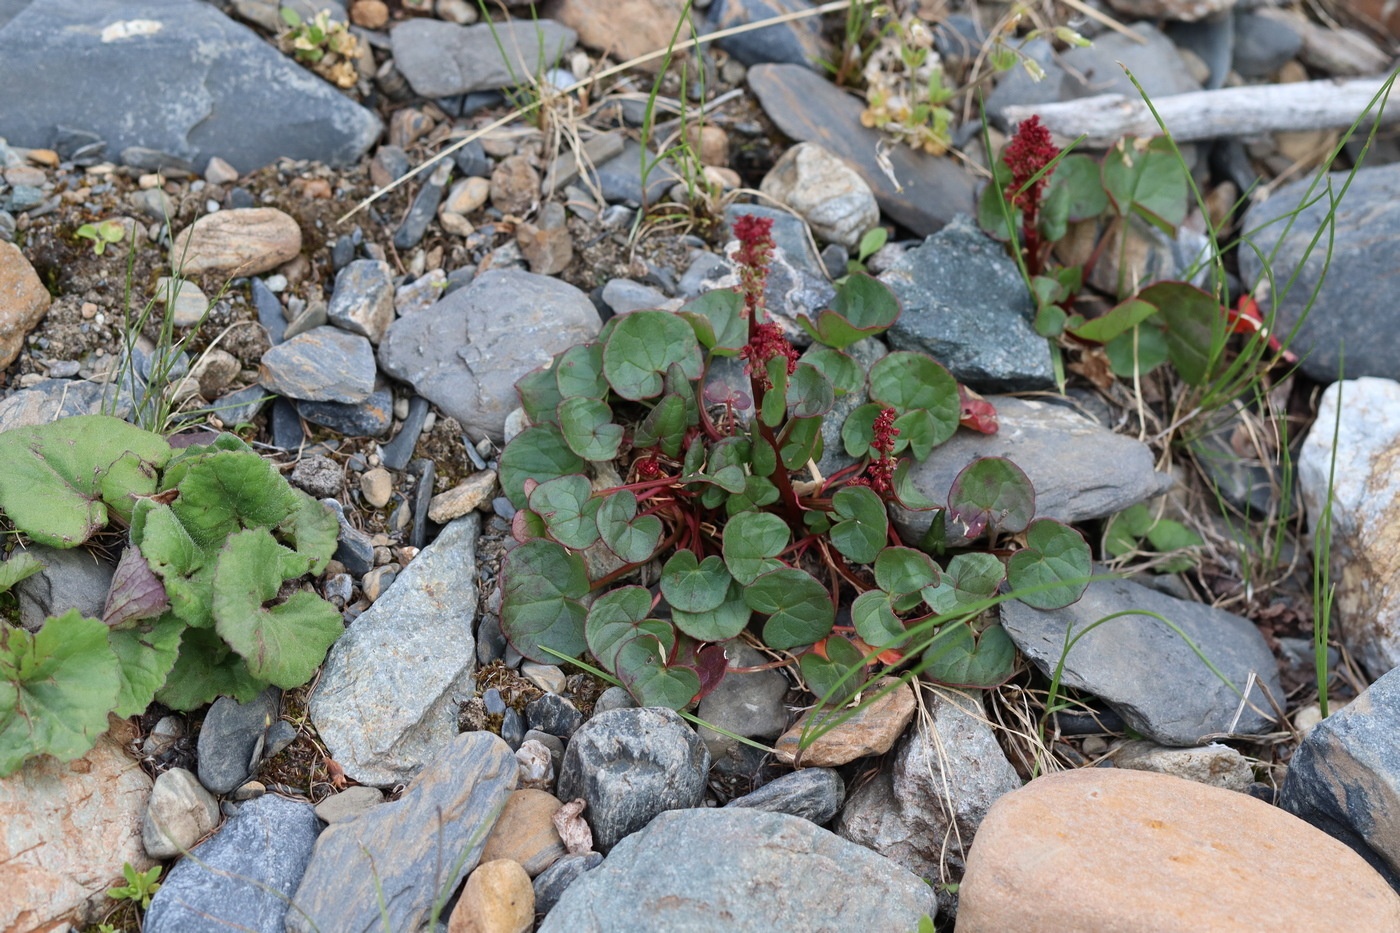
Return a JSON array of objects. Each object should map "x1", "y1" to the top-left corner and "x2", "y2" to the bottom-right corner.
[
  {"x1": 596, "y1": 490, "x2": 663, "y2": 564},
  {"x1": 830, "y1": 485, "x2": 888, "y2": 565},
  {"x1": 500, "y1": 538, "x2": 590, "y2": 662},
  {"x1": 852, "y1": 589, "x2": 907, "y2": 649},
  {"x1": 500, "y1": 423, "x2": 588, "y2": 509},
  {"x1": 614, "y1": 635, "x2": 701, "y2": 709},
  {"x1": 800, "y1": 635, "x2": 869, "y2": 706},
  {"x1": 1006, "y1": 518, "x2": 1092, "y2": 610},
  {"x1": 798, "y1": 273, "x2": 900, "y2": 348},
  {"x1": 744, "y1": 567, "x2": 834, "y2": 649},
  {"x1": 722, "y1": 511, "x2": 790, "y2": 584},
  {"x1": 947, "y1": 457, "x2": 1034, "y2": 538},
  {"x1": 921, "y1": 622, "x2": 1017, "y2": 688},
  {"x1": 528, "y1": 474, "x2": 599, "y2": 550},
  {"x1": 558, "y1": 396, "x2": 624, "y2": 462},
  {"x1": 602, "y1": 310, "x2": 703, "y2": 400},
  {"x1": 661, "y1": 550, "x2": 732, "y2": 613},
  {"x1": 584, "y1": 586, "x2": 668, "y2": 672},
  {"x1": 670, "y1": 578, "x2": 751, "y2": 642}
]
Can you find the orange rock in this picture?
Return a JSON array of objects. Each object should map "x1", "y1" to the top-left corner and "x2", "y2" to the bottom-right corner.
[
  {"x1": 170, "y1": 208, "x2": 302, "y2": 276},
  {"x1": 774, "y1": 677, "x2": 915, "y2": 767},
  {"x1": 0, "y1": 239, "x2": 52, "y2": 369},
  {"x1": 552, "y1": 0, "x2": 690, "y2": 70},
  {"x1": 351, "y1": 0, "x2": 389, "y2": 29},
  {"x1": 448, "y1": 859, "x2": 534, "y2": 933},
  {"x1": 479, "y1": 789, "x2": 567, "y2": 877},
  {"x1": 956, "y1": 767, "x2": 1400, "y2": 932}
]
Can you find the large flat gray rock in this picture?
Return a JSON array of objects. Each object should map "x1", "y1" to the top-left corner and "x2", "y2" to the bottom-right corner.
[
  {"x1": 310, "y1": 514, "x2": 480, "y2": 787},
  {"x1": 1000, "y1": 574, "x2": 1283, "y2": 745},
  {"x1": 538, "y1": 808, "x2": 936, "y2": 932},
  {"x1": 391, "y1": 18, "x2": 576, "y2": 98},
  {"x1": 0, "y1": 0, "x2": 381, "y2": 173}
]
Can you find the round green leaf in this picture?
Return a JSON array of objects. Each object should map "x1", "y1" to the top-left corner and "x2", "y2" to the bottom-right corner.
[
  {"x1": 1105, "y1": 323, "x2": 1170, "y2": 379},
  {"x1": 830, "y1": 485, "x2": 888, "y2": 565},
  {"x1": 614, "y1": 635, "x2": 701, "y2": 709},
  {"x1": 661, "y1": 550, "x2": 732, "y2": 613},
  {"x1": 602, "y1": 310, "x2": 704, "y2": 400},
  {"x1": 722, "y1": 511, "x2": 790, "y2": 585},
  {"x1": 743, "y1": 567, "x2": 835, "y2": 649},
  {"x1": 786, "y1": 363, "x2": 835, "y2": 419},
  {"x1": 558, "y1": 396, "x2": 624, "y2": 462},
  {"x1": 517, "y1": 365, "x2": 564, "y2": 425},
  {"x1": 555, "y1": 343, "x2": 608, "y2": 399},
  {"x1": 584, "y1": 585, "x2": 665, "y2": 671},
  {"x1": 799, "y1": 636, "x2": 868, "y2": 706},
  {"x1": 802, "y1": 347, "x2": 864, "y2": 397},
  {"x1": 670, "y1": 579, "x2": 751, "y2": 642},
  {"x1": 634, "y1": 394, "x2": 689, "y2": 458},
  {"x1": 527, "y1": 475, "x2": 599, "y2": 550},
  {"x1": 874, "y1": 547, "x2": 940, "y2": 595},
  {"x1": 797, "y1": 274, "x2": 900, "y2": 348},
  {"x1": 678, "y1": 288, "x2": 746, "y2": 355},
  {"x1": 842, "y1": 402, "x2": 885, "y2": 458},
  {"x1": 500, "y1": 538, "x2": 590, "y2": 662},
  {"x1": 921, "y1": 622, "x2": 1017, "y2": 688},
  {"x1": 596, "y1": 490, "x2": 663, "y2": 564},
  {"x1": 947, "y1": 456, "x2": 1035, "y2": 538},
  {"x1": 500, "y1": 423, "x2": 587, "y2": 509},
  {"x1": 922, "y1": 551, "x2": 1005, "y2": 615},
  {"x1": 868, "y1": 352, "x2": 960, "y2": 421},
  {"x1": 1006, "y1": 518, "x2": 1092, "y2": 610},
  {"x1": 852, "y1": 589, "x2": 907, "y2": 648}
]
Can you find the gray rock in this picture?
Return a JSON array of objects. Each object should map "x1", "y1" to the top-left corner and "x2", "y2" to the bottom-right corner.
[
  {"x1": 290, "y1": 455, "x2": 342, "y2": 499},
  {"x1": 393, "y1": 160, "x2": 451, "y2": 251},
  {"x1": 697, "y1": 643, "x2": 789, "y2": 761},
  {"x1": 212, "y1": 384, "x2": 272, "y2": 427},
  {"x1": 525, "y1": 693, "x2": 583, "y2": 738},
  {"x1": 144, "y1": 794, "x2": 321, "y2": 933},
  {"x1": 12, "y1": 544, "x2": 114, "y2": 632},
  {"x1": 1298, "y1": 379, "x2": 1400, "y2": 676},
  {"x1": 395, "y1": 269, "x2": 447, "y2": 317},
  {"x1": 196, "y1": 687, "x2": 280, "y2": 795},
  {"x1": 557, "y1": 707, "x2": 710, "y2": 851},
  {"x1": 687, "y1": 241, "x2": 835, "y2": 334},
  {"x1": 322, "y1": 496, "x2": 375, "y2": 575},
  {"x1": 230, "y1": 0, "x2": 347, "y2": 32},
  {"x1": 724, "y1": 767, "x2": 844, "y2": 824},
  {"x1": 836, "y1": 689, "x2": 1021, "y2": 916},
  {"x1": 707, "y1": 0, "x2": 829, "y2": 68},
  {"x1": 891, "y1": 394, "x2": 1172, "y2": 543},
  {"x1": 592, "y1": 139, "x2": 679, "y2": 205},
  {"x1": 1167, "y1": 13, "x2": 1234, "y2": 90},
  {"x1": 760, "y1": 141, "x2": 879, "y2": 249},
  {"x1": 270, "y1": 397, "x2": 305, "y2": 450},
  {"x1": 538, "y1": 808, "x2": 937, "y2": 932},
  {"x1": 601, "y1": 278, "x2": 669, "y2": 316},
  {"x1": 143, "y1": 766, "x2": 221, "y2": 859},
  {"x1": 1000, "y1": 574, "x2": 1283, "y2": 745},
  {"x1": 1239, "y1": 163, "x2": 1400, "y2": 383},
  {"x1": 881, "y1": 214, "x2": 1052, "y2": 392},
  {"x1": 1280, "y1": 665, "x2": 1400, "y2": 890},
  {"x1": 259, "y1": 326, "x2": 376, "y2": 403},
  {"x1": 748, "y1": 63, "x2": 977, "y2": 236},
  {"x1": 1112, "y1": 740, "x2": 1254, "y2": 791},
  {"x1": 721, "y1": 202, "x2": 827, "y2": 279},
  {"x1": 0, "y1": 0, "x2": 380, "y2": 174},
  {"x1": 390, "y1": 18, "x2": 577, "y2": 98},
  {"x1": 312, "y1": 785, "x2": 385, "y2": 825},
  {"x1": 592, "y1": 685, "x2": 637, "y2": 715},
  {"x1": 1233, "y1": 11, "x2": 1302, "y2": 78},
  {"x1": 381, "y1": 395, "x2": 431, "y2": 471},
  {"x1": 327, "y1": 260, "x2": 395, "y2": 344},
  {"x1": 295, "y1": 382, "x2": 394, "y2": 438},
  {"x1": 378, "y1": 269, "x2": 602, "y2": 443},
  {"x1": 0, "y1": 378, "x2": 130, "y2": 431},
  {"x1": 288, "y1": 732, "x2": 516, "y2": 933},
  {"x1": 533, "y1": 851, "x2": 604, "y2": 916},
  {"x1": 310, "y1": 514, "x2": 481, "y2": 787}
]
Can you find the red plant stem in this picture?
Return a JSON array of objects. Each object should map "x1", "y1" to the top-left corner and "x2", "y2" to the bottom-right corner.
[{"x1": 820, "y1": 462, "x2": 865, "y2": 495}]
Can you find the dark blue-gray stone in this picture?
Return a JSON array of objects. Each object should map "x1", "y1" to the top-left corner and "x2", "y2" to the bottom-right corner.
[
  {"x1": 453, "y1": 138, "x2": 490, "y2": 177},
  {"x1": 1280, "y1": 666, "x2": 1400, "y2": 891},
  {"x1": 393, "y1": 163, "x2": 449, "y2": 251},
  {"x1": 408, "y1": 457, "x2": 435, "y2": 550},
  {"x1": 12, "y1": 544, "x2": 114, "y2": 632},
  {"x1": 322, "y1": 497, "x2": 375, "y2": 576},
  {"x1": 476, "y1": 613, "x2": 507, "y2": 665},
  {"x1": 211, "y1": 384, "x2": 272, "y2": 427},
  {"x1": 287, "y1": 732, "x2": 517, "y2": 933},
  {"x1": 270, "y1": 396, "x2": 304, "y2": 450},
  {"x1": 382, "y1": 395, "x2": 431, "y2": 470},
  {"x1": 500, "y1": 708, "x2": 525, "y2": 749},
  {"x1": 390, "y1": 18, "x2": 577, "y2": 99},
  {"x1": 533, "y1": 852, "x2": 604, "y2": 916},
  {"x1": 295, "y1": 382, "x2": 394, "y2": 437},
  {"x1": 525, "y1": 693, "x2": 584, "y2": 738},
  {"x1": 121, "y1": 146, "x2": 194, "y2": 174},
  {"x1": 1238, "y1": 162, "x2": 1400, "y2": 383},
  {"x1": 593, "y1": 139, "x2": 678, "y2": 206},
  {"x1": 707, "y1": 0, "x2": 829, "y2": 68},
  {"x1": 1232, "y1": 11, "x2": 1302, "y2": 79},
  {"x1": 196, "y1": 687, "x2": 280, "y2": 795},
  {"x1": 725, "y1": 768, "x2": 845, "y2": 825},
  {"x1": 144, "y1": 795, "x2": 322, "y2": 933},
  {"x1": 331, "y1": 232, "x2": 356, "y2": 272},
  {"x1": 557, "y1": 708, "x2": 710, "y2": 852},
  {"x1": 537, "y1": 808, "x2": 936, "y2": 932},
  {"x1": 259, "y1": 326, "x2": 376, "y2": 403},
  {"x1": 881, "y1": 214, "x2": 1052, "y2": 392},
  {"x1": 1000, "y1": 574, "x2": 1283, "y2": 746},
  {"x1": 250, "y1": 276, "x2": 285, "y2": 345},
  {"x1": 0, "y1": 0, "x2": 381, "y2": 173}
]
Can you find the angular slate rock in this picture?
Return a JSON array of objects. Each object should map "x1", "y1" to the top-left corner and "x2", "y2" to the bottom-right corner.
[
  {"x1": 390, "y1": 18, "x2": 577, "y2": 99},
  {"x1": 310, "y1": 514, "x2": 481, "y2": 787},
  {"x1": 196, "y1": 687, "x2": 280, "y2": 795},
  {"x1": 381, "y1": 395, "x2": 431, "y2": 471},
  {"x1": 259, "y1": 326, "x2": 376, "y2": 403},
  {"x1": 251, "y1": 276, "x2": 286, "y2": 345},
  {"x1": 881, "y1": 215, "x2": 1053, "y2": 392},
  {"x1": 748, "y1": 63, "x2": 977, "y2": 236},
  {"x1": 836, "y1": 689, "x2": 1021, "y2": 916},
  {"x1": 525, "y1": 693, "x2": 584, "y2": 738},
  {"x1": 0, "y1": 378, "x2": 129, "y2": 431},
  {"x1": 1000, "y1": 574, "x2": 1283, "y2": 745},
  {"x1": 557, "y1": 708, "x2": 710, "y2": 851},
  {"x1": 393, "y1": 161, "x2": 451, "y2": 251},
  {"x1": 1280, "y1": 665, "x2": 1400, "y2": 890},
  {"x1": 892, "y1": 395, "x2": 1173, "y2": 543},
  {"x1": 0, "y1": 0, "x2": 380, "y2": 173},
  {"x1": 322, "y1": 496, "x2": 374, "y2": 576},
  {"x1": 724, "y1": 767, "x2": 845, "y2": 825},
  {"x1": 378, "y1": 269, "x2": 602, "y2": 443},
  {"x1": 295, "y1": 382, "x2": 394, "y2": 438},
  {"x1": 533, "y1": 852, "x2": 604, "y2": 916},
  {"x1": 13, "y1": 544, "x2": 114, "y2": 632},
  {"x1": 1240, "y1": 163, "x2": 1400, "y2": 382},
  {"x1": 707, "y1": 0, "x2": 830, "y2": 68},
  {"x1": 145, "y1": 795, "x2": 321, "y2": 933},
  {"x1": 327, "y1": 259, "x2": 395, "y2": 345},
  {"x1": 287, "y1": 732, "x2": 517, "y2": 933},
  {"x1": 537, "y1": 808, "x2": 937, "y2": 932},
  {"x1": 592, "y1": 139, "x2": 678, "y2": 205}
]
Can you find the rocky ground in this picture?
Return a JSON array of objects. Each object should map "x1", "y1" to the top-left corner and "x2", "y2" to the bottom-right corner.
[{"x1": 3, "y1": 0, "x2": 1400, "y2": 931}]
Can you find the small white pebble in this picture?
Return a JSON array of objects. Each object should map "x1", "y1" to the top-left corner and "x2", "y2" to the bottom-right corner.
[
  {"x1": 205, "y1": 199, "x2": 220, "y2": 213},
  {"x1": 421, "y1": 412, "x2": 436, "y2": 433},
  {"x1": 264, "y1": 274, "x2": 288, "y2": 293}
]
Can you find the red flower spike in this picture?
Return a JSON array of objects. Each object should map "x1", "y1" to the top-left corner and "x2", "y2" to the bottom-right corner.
[
  {"x1": 1003, "y1": 116, "x2": 1060, "y2": 215},
  {"x1": 871, "y1": 407, "x2": 900, "y2": 455},
  {"x1": 741, "y1": 321, "x2": 799, "y2": 389},
  {"x1": 733, "y1": 214, "x2": 775, "y2": 321}
]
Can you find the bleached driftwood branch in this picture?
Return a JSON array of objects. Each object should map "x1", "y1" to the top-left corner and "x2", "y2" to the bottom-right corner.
[{"x1": 1001, "y1": 77, "x2": 1400, "y2": 148}]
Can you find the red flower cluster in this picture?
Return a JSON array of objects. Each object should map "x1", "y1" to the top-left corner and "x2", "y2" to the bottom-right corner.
[
  {"x1": 849, "y1": 407, "x2": 900, "y2": 495},
  {"x1": 741, "y1": 322, "x2": 799, "y2": 389},
  {"x1": 1003, "y1": 116, "x2": 1059, "y2": 214},
  {"x1": 733, "y1": 214, "x2": 775, "y2": 320}
]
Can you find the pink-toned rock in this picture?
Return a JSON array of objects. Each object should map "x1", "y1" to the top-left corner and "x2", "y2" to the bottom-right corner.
[
  {"x1": 448, "y1": 859, "x2": 534, "y2": 933},
  {"x1": 428, "y1": 470, "x2": 498, "y2": 522},
  {"x1": 774, "y1": 677, "x2": 915, "y2": 767},
  {"x1": 551, "y1": 0, "x2": 690, "y2": 70},
  {"x1": 957, "y1": 767, "x2": 1400, "y2": 932},
  {"x1": 516, "y1": 202, "x2": 573, "y2": 276},
  {"x1": 171, "y1": 207, "x2": 302, "y2": 276},
  {"x1": 0, "y1": 239, "x2": 52, "y2": 368},
  {"x1": 490, "y1": 155, "x2": 540, "y2": 216},
  {"x1": 479, "y1": 788, "x2": 567, "y2": 876},
  {"x1": 0, "y1": 719, "x2": 155, "y2": 932}
]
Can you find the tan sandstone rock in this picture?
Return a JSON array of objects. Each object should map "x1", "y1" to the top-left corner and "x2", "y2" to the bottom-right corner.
[
  {"x1": 0, "y1": 239, "x2": 52, "y2": 368},
  {"x1": 171, "y1": 207, "x2": 302, "y2": 276}
]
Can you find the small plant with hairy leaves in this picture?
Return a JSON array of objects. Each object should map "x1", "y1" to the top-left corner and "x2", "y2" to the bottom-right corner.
[
  {"x1": 278, "y1": 7, "x2": 359, "y2": 88},
  {"x1": 107, "y1": 862, "x2": 161, "y2": 910},
  {"x1": 497, "y1": 214, "x2": 1093, "y2": 711},
  {"x1": 0, "y1": 417, "x2": 342, "y2": 776},
  {"x1": 75, "y1": 219, "x2": 126, "y2": 256}
]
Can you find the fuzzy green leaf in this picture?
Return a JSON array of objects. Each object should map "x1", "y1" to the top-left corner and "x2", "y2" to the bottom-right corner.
[
  {"x1": 500, "y1": 423, "x2": 588, "y2": 509},
  {"x1": 0, "y1": 552, "x2": 42, "y2": 594},
  {"x1": 744, "y1": 567, "x2": 834, "y2": 649},
  {"x1": 108, "y1": 613, "x2": 184, "y2": 717},
  {"x1": 0, "y1": 610, "x2": 120, "y2": 776},
  {"x1": 500, "y1": 538, "x2": 590, "y2": 663},
  {"x1": 722, "y1": 511, "x2": 790, "y2": 584},
  {"x1": 602, "y1": 310, "x2": 704, "y2": 400},
  {"x1": 156, "y1": 627, "x2": 265, "y2": 710}
]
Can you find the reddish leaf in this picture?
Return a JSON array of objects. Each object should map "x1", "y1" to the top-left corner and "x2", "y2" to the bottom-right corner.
[
  {"x1": 958, "y1": 385, "x2": 999, "y2": 434},
  {"x1": 102, "y1": 546, "x2": 170, "y2": 628}
]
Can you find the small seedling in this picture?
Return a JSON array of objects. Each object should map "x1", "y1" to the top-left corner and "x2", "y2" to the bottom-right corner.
[
  {"x1": 846, "y1": 227, "x2": 888, "y2": 276},
  {"x1": 279, "y1": 7, "x2": 359, "y2": 88},
  {"x1": 74, "y1": 220, "x2": 125, "y2": 256},
  {"x1": 107, "y1": 862, "x2": 161, "y2": 910}
]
